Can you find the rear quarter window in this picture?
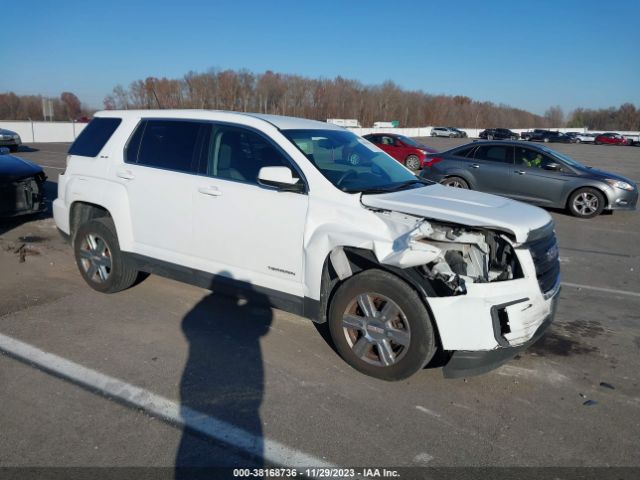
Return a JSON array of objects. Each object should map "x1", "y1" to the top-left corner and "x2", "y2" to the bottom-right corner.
[{"x1": 68, "y1": 118, "x2": 122, "y2": 157}]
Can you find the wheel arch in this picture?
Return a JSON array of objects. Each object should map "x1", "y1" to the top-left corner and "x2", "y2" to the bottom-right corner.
[
  {"x1": 67, "y1": 181, "x2": 134, "y2": 250},
  {"x1": 316, "y1": 246, "x2": 445, "y2": 349},
  {"x1": 564, "y1": 184, "x2": 611, "y2": 210}
]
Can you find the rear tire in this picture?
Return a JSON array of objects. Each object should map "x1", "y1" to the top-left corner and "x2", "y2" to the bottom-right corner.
[
  {"x1": 575, "y1": 138, "x2": 582, "y2": 144},
  {"x1": 328, "y1": 270, "x2": 436, "y2": 381},
  {"x1": 74, "y1": 217, "x2": 141, "y2": 293},
  {"x1": 568, "y1": 188, "x2": 605, "y2": 219},
  {"x1": 543, "y1": 137, "x2": 550, "y2": 143},
  {"x1": 9, "y1": 145, "x2": 18, "y2": 152},
  {"x1": 405, "y1": 155, "x2": 421, "y2": 170},
  {"x1": 440, "y1": 176, "x2": 469, "y2": 189}
]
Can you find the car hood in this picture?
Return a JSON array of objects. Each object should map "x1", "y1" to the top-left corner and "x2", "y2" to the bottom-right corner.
[
  {"x1": 0, "y1": 154, "x2": 44, "y2": 182},
  {"x1": 360, "y1": 184, "x2": 552, "y2": 243},
  {"x1": 576, "y1": 165, "x2": 636, "y2": 185},
  {"x1": 0, "y1": 128, "x2": 18, "y2": 135}
]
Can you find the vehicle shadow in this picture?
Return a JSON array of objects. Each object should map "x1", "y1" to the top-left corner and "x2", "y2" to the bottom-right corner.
[
  {"x1": 16, "y1": 145, "x2": 40, "y2": 153},
  {"x1": 175, "y1": 275, "x2": 272, "y2": 474}
]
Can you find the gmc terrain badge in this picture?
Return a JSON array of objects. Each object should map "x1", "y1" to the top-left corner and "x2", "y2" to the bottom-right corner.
[{"x1": 268, "y1": 266, "x2": 296, "y2": 276}]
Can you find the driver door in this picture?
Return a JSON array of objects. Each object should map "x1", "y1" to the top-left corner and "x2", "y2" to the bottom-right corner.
[
  {"x1": 508, "y1": 146, "x2": 571, "y2": 206},
  {"x1": 191, "y1": 123, "x2": 308, "y2": 297}
]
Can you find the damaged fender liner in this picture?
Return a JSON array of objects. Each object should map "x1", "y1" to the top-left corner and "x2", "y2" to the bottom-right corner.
[{"x1": 442, "y1": 294, "x2": 559, "y2": 378}]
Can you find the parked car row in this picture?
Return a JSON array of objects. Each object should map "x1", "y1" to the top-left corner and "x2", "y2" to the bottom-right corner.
[{"x1": 520, "y1": 129, "x2": 635, "y2": 146}]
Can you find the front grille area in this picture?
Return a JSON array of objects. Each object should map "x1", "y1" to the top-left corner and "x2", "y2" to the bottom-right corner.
[{"x1": 527, "y1": 232, "x2": 560, "y2": 295}]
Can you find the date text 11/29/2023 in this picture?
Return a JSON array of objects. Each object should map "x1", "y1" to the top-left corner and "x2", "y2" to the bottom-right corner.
[{"x1": 233, "y1": 468, "x2": 401, "y2": 478}]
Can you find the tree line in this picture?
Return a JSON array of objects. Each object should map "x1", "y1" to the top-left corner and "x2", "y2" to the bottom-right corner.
[
  {"x1": 1, "y1": 68, "x2": 638, "y2": 130},
  {"x1": 0, "y1": 91, "x2": 85, "y2": 121},
  {"x1": 102, "y1": 69, "x2": 549, "y2": 128}
]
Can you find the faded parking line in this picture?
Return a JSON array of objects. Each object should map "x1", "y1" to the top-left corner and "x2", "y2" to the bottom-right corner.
[
  {"x1": 562, "y1": 282, "x2": 640, "y2": 298},
  {"x1": 0, "y1": 332, "x2": 335, "y2": 469}
]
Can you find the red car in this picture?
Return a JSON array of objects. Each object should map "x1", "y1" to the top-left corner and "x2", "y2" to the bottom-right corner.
[
  {"x1": 363, "y1": 133, "x2": 437, "y2": 170},
  {"x1": 594, "y1": 132, "x2": 628, "y2": 145}
]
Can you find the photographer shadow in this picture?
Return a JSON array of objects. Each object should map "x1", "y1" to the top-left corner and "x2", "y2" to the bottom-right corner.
[{"x1": 175, "y1": 274, "x2": 273, "y2": 472}]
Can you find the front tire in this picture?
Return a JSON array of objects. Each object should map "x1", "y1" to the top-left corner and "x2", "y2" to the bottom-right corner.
[
  {"x1": 328, "y1": 270, "x2": 436, "y2": 381},
  {"x1": 440, "y1": 176, "x2": 469, "y2": 189},
  {"x1": 568, "y1": 188, "x2": 605, "y2": 218},
  {"x1": 9, "y1": 145, "x2": 19, "y2": 152},
  {"x1": 487, "y1": 135, "x2": 494, "y2": 140},
  {"x1": 405, "y1": 155, "x2": 421, "y2": 170},
  {"x1": 74, "y1": 217, "x2": 141, "y2": 293},
  {"x1": 543, "y1": 137, "x2": 550, "y2": 143}
]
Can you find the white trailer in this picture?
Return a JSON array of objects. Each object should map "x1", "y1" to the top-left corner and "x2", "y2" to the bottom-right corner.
[{"x1": 326, "y1": 119, "x2": 361, "y2": 128}]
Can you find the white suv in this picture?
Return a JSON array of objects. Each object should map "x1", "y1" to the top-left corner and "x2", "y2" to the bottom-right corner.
[{"x1": 54, "y1": 110, "x2": 560, "y2": 380}]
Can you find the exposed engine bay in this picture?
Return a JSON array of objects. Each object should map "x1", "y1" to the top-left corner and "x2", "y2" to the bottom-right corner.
[{"x1": 370, "y1": 210, "x2": 522, "y2": 296}]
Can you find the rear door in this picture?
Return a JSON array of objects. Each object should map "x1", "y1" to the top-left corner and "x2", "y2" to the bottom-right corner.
[
  {"x1": 120, "y1": 119, "x2": 208, "y2": 261},
  {"x1": 466, "y1": 144, "x2": 514, "y2": 194},
  {"x1": 508, "y1": 146, "x2": 571, "y2": 206}
]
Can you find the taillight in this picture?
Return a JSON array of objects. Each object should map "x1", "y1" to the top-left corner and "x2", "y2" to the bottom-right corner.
[{"x1": 424, "y1": 157, "x2": 443, "y2": 167}]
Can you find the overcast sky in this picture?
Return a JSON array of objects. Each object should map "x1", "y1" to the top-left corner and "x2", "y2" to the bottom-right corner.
[{"x1": 2, "y1": 0, "x2": 639, "y2": 114}]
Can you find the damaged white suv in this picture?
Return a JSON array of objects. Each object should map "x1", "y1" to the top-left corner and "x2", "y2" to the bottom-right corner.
[{"x1": 54, "y1": 110, "x2": 560, "y2": 380}]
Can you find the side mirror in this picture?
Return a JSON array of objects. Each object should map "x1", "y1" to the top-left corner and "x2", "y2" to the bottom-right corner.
[
  {"x1": 0, "y1": 147, "x2": 10, "y2": 155},
  {"x1": 543, "y1": 163, "x2": 561, "y2": 171},
  {"x1": 258, "y1": 166, "x2": 304, "y2": 192}
]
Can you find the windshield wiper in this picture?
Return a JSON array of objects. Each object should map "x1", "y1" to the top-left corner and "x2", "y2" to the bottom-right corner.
[{"x1": 355, "y1": 179, "x2": 432, "y2": 195}]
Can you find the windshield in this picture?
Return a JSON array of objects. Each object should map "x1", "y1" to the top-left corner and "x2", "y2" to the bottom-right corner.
[
  {"x1": 283, "y1": 129, "x2": 431, "y2": 193},
  {"x1": 540, "y1": 146, "x2": 584, "y2": 168}
]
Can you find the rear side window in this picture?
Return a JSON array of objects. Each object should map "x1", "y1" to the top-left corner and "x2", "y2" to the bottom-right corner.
[
  {"x1": 127, "y1": 120, "x2": 209, "y2": 174},
  {"x1": 454, "y1": 147, "x2": 475, "y2": 158},
  {"x1": 68, "y1": 118, "x2": 121, "y2": 157},
  {"x1": 474, "y1": 145, "x2": 513, "y2": 163}
]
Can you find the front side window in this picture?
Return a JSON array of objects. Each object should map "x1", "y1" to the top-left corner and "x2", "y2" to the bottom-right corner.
[
  {"x1": 203, "y1": 125, "x2": 289, "y2": 184},
  {"x1": 283, "y1": 129, "x2": 428, "y2": 193},
  {"x1": 474, "y1": 145, "x2": 513, "y2": 163},
  {"x1": 129, "y1": 120, "x2": 207, "y2": 174},
  {"x1": 515, "y1": 147, "x2": 558, "y2": 170}
]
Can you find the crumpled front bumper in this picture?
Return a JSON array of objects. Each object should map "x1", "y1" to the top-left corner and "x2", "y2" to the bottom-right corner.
[
  {"x1": 424, "y1": 245, "x2": 560, "y2": 378},
  {"x1": 442, "y1": 291, "x2": 559, "y2": 378}
]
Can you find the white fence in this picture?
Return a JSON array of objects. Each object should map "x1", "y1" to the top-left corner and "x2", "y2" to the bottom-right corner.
[
  {"x1": 1, "y1": 120, "x2": 638, "y2": 143},
  {"x1": 0, "y1": 120, "x2": 87, "y2": 143}
]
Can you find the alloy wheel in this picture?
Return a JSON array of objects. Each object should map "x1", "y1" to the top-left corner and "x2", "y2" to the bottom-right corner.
[
  {"x1": 341, "y1": 293, "x2": 411, "y2": 367},
  {"x1": 78, "y1": 233, "x2": 112, "y2": 283},
  {"x1": 443, "y1": 178, "x2": 466, "y2": 188},
  {"x1": 573, "y1": 192, "x2": 599, "y2": 216}
]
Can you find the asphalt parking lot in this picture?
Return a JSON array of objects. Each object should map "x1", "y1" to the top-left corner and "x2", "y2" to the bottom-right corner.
[{"x1": 1, "y1": 141, "x2": 639, "y2": 470}]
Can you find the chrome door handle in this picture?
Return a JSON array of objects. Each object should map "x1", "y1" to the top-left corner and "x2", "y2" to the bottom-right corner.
[
  {"x1": 116, "y1": 169, "x2": 135, "y2": 180},
  {"x1": 471, "y1": 164, "x2": 480, "y2": 168},
  {"x1": 198, "y1": 186, "x2": 222, "y2": 196},
  {"x1": 515, "y1": 170, "x2": 526, "y2": 175}
]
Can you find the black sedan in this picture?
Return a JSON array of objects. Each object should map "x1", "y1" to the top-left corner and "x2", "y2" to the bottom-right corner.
[
  {"x1": 419, "y1": 141, "x2": 638, "y2": 218},
  {"x1": 478, "y1": 128, "x2": 518, "y2": 140},
  {"x1": 0, "y1": 147, "x2": 47, "y2": 217}
]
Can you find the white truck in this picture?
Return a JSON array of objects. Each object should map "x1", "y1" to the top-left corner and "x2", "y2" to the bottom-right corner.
[{"x1": 54, "y1": 110, "x2": 560, "y2": 380}]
